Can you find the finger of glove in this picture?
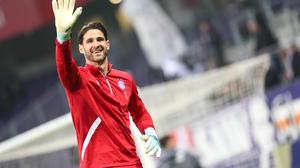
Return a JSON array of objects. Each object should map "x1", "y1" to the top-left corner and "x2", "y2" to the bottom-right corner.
[
  {"x1": 156, "y1": 148, "x2": 162, "y2": 157},
  {"x1": 145, "y1": 137, "x2": 156, "y2": 150},
  {"x1": 72, "y1": 7, "x2": 82, "y2": 22},
  {"x1": 68, "y1": 0, "x2": 75, "y2": 11},
  {"x1": 66, "y1": 0, "x2": 72, "y2": 11},
  {"x1": 52, "y1": 0, "x2": 58, "y2": 13},
  {"x1": 148, "y1": 145, "x2": 159, "y2": 156},
  {"x1": 57, "y1": 0, "x2": 63, "y2": 9},
  {"x1": 63, "y1": 0, "x2": 69, "y2": 10},
  {"x1": 146, "y1": 140, "x2": 157, "y2": 153},
  {"x1": 145, "y1": 136, "x2": 154, "y2": 148}
]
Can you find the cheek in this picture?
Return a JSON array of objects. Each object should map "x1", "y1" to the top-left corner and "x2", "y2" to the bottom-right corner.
[
  {"x1": 101, "y1": 42, "x2": 108, "y2": 47},
  {"x1": 84, "y1": 45, "x2": 92, "y2": 52}
]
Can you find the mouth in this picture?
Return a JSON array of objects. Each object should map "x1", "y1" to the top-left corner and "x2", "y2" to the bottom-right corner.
[
  {"x1": 94, "y1": 50, "x2": 102, "y2": 54},
  {"x1": 92, "y1": 48, "x2": 104, "y2": 54},
  {"x1": 92, "y1": 46, "x2": 105, "y2": 54}
]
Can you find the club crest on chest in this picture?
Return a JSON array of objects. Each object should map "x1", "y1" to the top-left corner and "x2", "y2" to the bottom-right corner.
[{"x1": 118, "y1": 79, "x2": 126, "y2": 90}]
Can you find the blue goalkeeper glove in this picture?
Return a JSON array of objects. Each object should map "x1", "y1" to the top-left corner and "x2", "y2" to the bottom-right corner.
[{"x1": 141, "y1": 127, "x2": 161, "y2": 157}]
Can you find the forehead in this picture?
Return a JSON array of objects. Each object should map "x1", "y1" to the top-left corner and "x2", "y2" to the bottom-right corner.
[{"x1": 83, "y1": 29, "x2": 105, "y2": 40}]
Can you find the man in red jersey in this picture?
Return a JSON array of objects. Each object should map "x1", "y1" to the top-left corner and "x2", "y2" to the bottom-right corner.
[{"x1": 52, "y1": 0, "x2": 161, "y2": 167}]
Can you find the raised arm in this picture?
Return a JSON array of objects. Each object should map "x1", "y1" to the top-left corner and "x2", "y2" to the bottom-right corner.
[{"x1": 52, "y1": 0, "x2": 83, "y2": 91}]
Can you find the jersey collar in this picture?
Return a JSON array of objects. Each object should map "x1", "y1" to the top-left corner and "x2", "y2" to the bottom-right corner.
[{"x1": 85, "y1": 63, "x2": 112, "y2": 77}]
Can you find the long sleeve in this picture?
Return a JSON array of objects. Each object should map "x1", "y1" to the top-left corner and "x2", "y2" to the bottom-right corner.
[
  {"x1": 128, "y1": 78, "x2": 155, "y2": 133},
  {"x1": 55, "y1": 39, "x2": 82, "y2": 92}
]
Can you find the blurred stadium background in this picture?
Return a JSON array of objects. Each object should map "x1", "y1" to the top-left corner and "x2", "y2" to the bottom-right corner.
[{"x1": 1, "y1": 0, "x2": 300, "y2": 167}]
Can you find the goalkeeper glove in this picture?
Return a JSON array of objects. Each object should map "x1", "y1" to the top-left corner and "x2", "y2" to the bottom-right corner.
[
  {"x1": 52, "y1": 0, "x2": 82, "y2": 42},
  {"x1": 141, "y1": 127, "x2": 161, "y2": 157}
]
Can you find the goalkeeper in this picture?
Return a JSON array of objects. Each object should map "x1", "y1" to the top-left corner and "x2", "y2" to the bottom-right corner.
[{"x1": 52, "y1": 0, "x2": 161, "y2": 167}]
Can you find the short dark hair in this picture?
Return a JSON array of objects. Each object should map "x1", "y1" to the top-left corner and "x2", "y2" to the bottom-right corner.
[{"x1": 77, "y1": 21, "x2": 108, "y2": 44}]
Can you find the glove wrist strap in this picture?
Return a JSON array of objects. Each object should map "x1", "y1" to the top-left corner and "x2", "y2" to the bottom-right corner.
[
  {"x1": 57, "y1": 32, "x2": 71, "y2": 43},
  {"x1": 145, "y1": 127, "x2": 158, "y2": 139}
]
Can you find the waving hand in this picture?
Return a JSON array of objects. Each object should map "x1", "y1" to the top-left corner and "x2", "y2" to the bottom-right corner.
[{"x1": 52, "y1": 0, "x2": 82, "y2": 34}]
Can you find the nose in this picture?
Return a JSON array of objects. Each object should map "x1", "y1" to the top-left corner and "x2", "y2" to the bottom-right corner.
[
  {"x1": 92, "y1": 41, "x2": 104, "y2": 51},
  {"x1": 93, "y1": 41, "x2": 101, "y2": 47}
]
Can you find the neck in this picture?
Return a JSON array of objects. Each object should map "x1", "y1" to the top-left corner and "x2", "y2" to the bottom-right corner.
[
  {"x1": 87, "y1": 58, "x2": 109, "y2": 76},
  {"x1": 99, "y1": 62, "x2": 108, "y2": 76}
]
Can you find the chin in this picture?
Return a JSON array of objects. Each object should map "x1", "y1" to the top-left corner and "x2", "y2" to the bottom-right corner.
[{"x1": 95, "y1": 57, "x2": 106, "y2": 62}]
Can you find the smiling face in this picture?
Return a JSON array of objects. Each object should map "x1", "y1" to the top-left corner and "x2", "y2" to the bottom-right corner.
[{"x1": 79, "y1": 29, "x2": 110, "y2": 67}]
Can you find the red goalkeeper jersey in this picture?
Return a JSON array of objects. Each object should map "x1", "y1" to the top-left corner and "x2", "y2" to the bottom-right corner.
[{"x1": 55, "y1": 39, "x2": 155, "y2": 168}]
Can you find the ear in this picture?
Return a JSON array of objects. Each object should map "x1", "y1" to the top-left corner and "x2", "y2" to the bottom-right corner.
[
  {"x1": 107, "y1": 40, "x2": 110, "y2": 50},
  {"x1": 79, "y1": 44, "x2": 84, "y2": 54}
]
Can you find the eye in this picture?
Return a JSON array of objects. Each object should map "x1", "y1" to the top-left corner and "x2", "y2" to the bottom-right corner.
[
  {"x1": 86, "y1": 39, "x2": 93, "y2": 43},
  {"x1": 97, "y1": 37, "x2": 105, "y2": 42}
]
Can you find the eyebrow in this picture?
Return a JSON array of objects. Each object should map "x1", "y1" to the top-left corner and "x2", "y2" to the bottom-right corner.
[
  {"x1": 97, "y1": 37, "x2": 105, "y2": 41},
  {"x1": 85, "y1": 36, "x2": 105, "y2": 42}
]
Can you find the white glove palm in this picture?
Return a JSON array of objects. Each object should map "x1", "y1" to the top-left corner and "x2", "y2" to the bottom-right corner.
[{"x1": 52, "y1": 0, "x2": 82, "y2": 34}]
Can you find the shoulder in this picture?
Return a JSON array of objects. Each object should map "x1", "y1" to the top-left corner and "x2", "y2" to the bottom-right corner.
[
  {"x1": 78, "y1": 66, "x2": 85, "y2": 71},
  {"x1": 111, "y1": 69, "x2": 134, "y2": 81},
  {"x1": 77, "y1": 66, "x2": 91, "y2": 79},
  {"x1": 77, "y1": 66, "x2": 88, "y2": 74}
]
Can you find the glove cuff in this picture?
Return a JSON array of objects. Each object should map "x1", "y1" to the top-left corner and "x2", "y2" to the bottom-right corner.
[
  {"x1": 145, "y1": 127, "x2": 158, "y2": 139},
  {"x1": 57, "y1": 32, "x2": 71, "y2": 43}
]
